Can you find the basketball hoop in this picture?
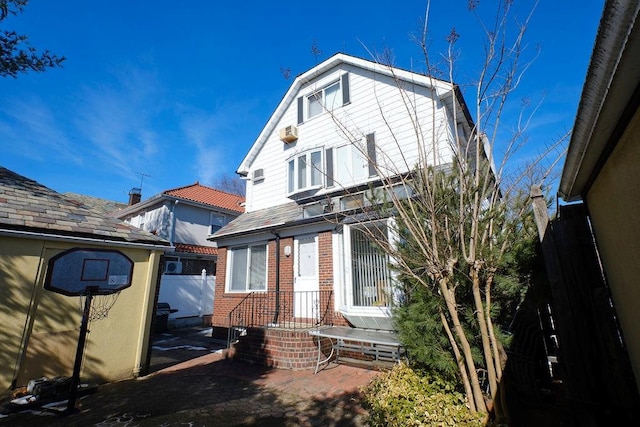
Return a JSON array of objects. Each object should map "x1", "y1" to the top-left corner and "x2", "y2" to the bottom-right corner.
[
  {"x1": 79, "y1": 291, "x2": 121, "y2": 321},
  {"x1": 43, "y1": 248, "x2": 134, "y2": 414}
]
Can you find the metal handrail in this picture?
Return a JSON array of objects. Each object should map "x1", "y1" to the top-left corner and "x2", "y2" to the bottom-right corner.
[{"x1": 227, "y1": 290, "x2": 333, "y2": 348}]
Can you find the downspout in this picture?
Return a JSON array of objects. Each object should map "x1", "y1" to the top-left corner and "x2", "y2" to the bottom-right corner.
[{"x1": 272, "y1": 232, "x2": 281, "y2": 325}]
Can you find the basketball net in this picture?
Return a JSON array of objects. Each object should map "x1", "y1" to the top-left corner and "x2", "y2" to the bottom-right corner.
[{"x1": 79, "y1": 291, "x2": 121, "y2": 321}]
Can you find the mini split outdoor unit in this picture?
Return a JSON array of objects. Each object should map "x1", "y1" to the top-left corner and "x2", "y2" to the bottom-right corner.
[
  {"x1": 164, "y1": 261, "x2": 182, "y2": 274},
  {"x1": 279, "y1": 125, "x2": 298, "y2": 143}
]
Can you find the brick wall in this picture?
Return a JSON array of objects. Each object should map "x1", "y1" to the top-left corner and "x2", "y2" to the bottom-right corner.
[
  {"x1": 212, "y1": 230, "x2": 351, "y2": 338},
  {"x1": 231, "y1": 327, "x2": 333, "y2": 370},
  {"x1": 212, "y1": 246, "x2": 238, "y2": 338}
]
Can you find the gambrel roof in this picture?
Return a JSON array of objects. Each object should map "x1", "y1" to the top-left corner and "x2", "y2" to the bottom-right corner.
[{"x1": 237, "y1": 52, "x2": 473, "y2": 176}]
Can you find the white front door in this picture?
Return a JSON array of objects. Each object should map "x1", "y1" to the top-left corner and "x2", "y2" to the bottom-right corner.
[{"x1": 294, "y1": 234, "x2": 319, "y2": 319}]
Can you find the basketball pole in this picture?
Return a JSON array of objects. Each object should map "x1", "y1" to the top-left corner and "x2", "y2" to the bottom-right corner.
[{"x1": 65, "y1": 291, "x2": 93, "y2": 414}]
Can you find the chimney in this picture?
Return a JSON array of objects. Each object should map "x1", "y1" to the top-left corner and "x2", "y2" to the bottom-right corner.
[{"x1": 128, "y1": 187, "x2": 142, "y2": 205}]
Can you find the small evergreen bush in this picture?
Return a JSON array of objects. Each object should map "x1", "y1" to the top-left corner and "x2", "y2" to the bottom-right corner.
[{"x1": 362, "y1": 363, "x2": 486, "y2": 426}]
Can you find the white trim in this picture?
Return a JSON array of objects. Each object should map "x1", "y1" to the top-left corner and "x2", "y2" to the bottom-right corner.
[
  {"x1": 341, "y1": 219, "x2": 394, "y2": 310},
  {"x1": 0, "y1": 229, "x2": 171, "y2": 251},
  {"x1": 224, "y1": 241, "x2": 269, "y2": 293},
  {"x1": 332, "y1": 229, "x2": 344, "y2": 310},
  {"x1": 293, "y1": 233, "x2": 319, "y2": 280}
]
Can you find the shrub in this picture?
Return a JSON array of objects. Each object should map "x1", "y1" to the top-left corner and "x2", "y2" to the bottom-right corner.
[{"x1": 362, "y1": 363, "x2": 487, "y2": 426}]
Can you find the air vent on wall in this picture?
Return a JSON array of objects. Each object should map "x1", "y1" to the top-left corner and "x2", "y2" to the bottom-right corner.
[
  {"x1": 279, "y1": 125, "x2": 298, "y2": 143},
  {"x1": 253, "y1": 168, "x2": 265, "y2": 182}
]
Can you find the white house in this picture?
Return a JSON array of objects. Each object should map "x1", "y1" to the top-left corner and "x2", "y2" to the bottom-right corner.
[
  {"x1": 209, "y1": 53, "x2": 474, "y2": 366},
  {"x1": 116, "y1": 182, "x2": 244, "y2": 327}
]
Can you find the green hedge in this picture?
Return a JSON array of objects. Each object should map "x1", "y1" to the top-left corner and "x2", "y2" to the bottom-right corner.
[{"x1": 362, "y1": 363, "x2": 487, "y2": 426}]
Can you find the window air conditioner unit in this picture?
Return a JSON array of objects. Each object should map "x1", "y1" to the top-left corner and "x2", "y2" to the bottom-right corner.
[
  {"x1": 253, "y1": 168, "x2": 265, "y2": 182},
  {"x1": 279, "y1": 125, "x2": 298, "y2": 143},
  {"x1": 164, "y1": 261, "x2": 182, "y2": 274}
]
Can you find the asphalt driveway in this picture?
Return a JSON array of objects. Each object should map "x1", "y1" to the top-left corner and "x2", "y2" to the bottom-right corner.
[{"x1": 148, "y1": 326, "x2": 227, "y2": 373}]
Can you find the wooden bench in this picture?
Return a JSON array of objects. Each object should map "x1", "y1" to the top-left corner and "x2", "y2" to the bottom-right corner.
[{"x1": 308, "y1": 326, "x2": 404, "y2": 374}]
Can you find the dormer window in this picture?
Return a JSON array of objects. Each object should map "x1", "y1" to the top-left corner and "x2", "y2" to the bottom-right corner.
[{"x1": 287, "y1": 149, "x2": 324, "y2": 194}]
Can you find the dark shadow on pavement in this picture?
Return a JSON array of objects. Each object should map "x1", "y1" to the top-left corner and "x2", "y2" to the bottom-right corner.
[{"x1": 1, "y1": 329, "x2": 377, "y2": 427}]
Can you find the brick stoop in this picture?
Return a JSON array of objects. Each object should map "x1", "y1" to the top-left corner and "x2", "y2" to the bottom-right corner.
[{"x1": 231, "y1": 327, "x2": 332, "y2": 370}]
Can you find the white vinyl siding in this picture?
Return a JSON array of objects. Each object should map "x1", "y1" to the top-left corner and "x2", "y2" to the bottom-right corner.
[{"x1": 244, "y1": 63, "x2": 452, "y2": 212}]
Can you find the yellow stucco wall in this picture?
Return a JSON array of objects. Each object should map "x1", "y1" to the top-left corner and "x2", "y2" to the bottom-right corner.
[
  {"x1": 587, "y1": 107, "x2": 640, "y2": 391},
  {"x1": 0, "y1": 236, "x2": 161, "y2": 396}
]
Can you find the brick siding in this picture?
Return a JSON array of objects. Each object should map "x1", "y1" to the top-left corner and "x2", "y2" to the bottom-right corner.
[
  {"x1": 231, "y1": 327, "x2": 333, "y2": 370},
  {"x1": 211, "y1": 230, "x2": 351, "y2": 339}
]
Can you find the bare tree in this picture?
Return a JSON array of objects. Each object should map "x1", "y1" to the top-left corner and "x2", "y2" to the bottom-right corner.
[
  {"x1": 0, "y1": 0, "x2": 65, "y2": 78},
  {"x1": 214, "y1": 173, "x2": 245, "y2": 197},
  {"x1": 315, "y1": 0, "x2": 566, "y2": 418}
]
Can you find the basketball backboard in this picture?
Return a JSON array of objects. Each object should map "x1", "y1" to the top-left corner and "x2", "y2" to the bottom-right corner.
[{"x1": 44, "y1": 248, "x2": 134, "y2": 296}]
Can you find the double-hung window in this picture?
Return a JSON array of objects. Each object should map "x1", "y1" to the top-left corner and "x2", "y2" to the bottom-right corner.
[
  {"x1": 287, "y1": 149, "x2": 324, "y2": 194},
  {"x1": 332, "y1": 133, "x2": 377, "y2": 187},
  {"x1": 228, "y1": 244, "x2": 267, "y2": 292},
  {"x1": 209, "y1": 213, "x2": 226, "y2": 234},
  {"x1": 298, "y1": 73, "x2": 350, "y2": 125},
  {"x1": 335, "y1": 144, "x2": 368, "y2": 184},
  {"x1": 308, "y1": 81, "x2": 342, "y2": 120}
]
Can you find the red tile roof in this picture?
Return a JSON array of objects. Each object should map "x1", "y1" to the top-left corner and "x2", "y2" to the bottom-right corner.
[
  {"x1": 164, "y1": 182, "x2": 244, "y2": 213},
  {"x1": 174, "y1": 243, "x2": 218, "y2": 256}
]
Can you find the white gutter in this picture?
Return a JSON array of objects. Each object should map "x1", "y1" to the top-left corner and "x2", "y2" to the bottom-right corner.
[
  {"x1": 559, "y1": 0, "x2": 640, "y2": 200},
  {"x1": 0, "y1": 229, "x2": 173, "y2": 252}
]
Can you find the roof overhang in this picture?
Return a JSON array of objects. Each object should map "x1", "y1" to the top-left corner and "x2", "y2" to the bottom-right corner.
[
  {"x1": 0, "y1": 228, "x2": 173, "y2": 251},
  {"x1": 559, "y1": 0, "x2": 640, "y2": 201}
]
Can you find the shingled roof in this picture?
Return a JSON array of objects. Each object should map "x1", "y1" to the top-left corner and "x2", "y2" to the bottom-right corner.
[
  {"x1": 211, "y1": 202, "x2": 303, "y2": 239},
  {"x1": 164, "y1": 182, "x2": 244, "y2": 213},
  {"x1": 0, "y1": 167, "x2": 170, "y2": 247}
]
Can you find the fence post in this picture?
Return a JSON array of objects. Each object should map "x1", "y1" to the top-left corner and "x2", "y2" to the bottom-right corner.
[{"x1": 200, "y1": 269, "x2": 206, "y2": 317}]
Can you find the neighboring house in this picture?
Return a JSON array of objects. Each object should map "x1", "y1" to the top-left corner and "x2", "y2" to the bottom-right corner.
[
  {"x1": 210, "y1": 53, "x2": 474, "y2": 368},
  {"x1": 0, "y1": 167, "x2": 171, "y2": 395},
  {"x1": 558, "y1": 0, "x2": 640, "y2": 394},
  {"x1": 116, "y1": 182, "x2": 244, "y2": 327}
]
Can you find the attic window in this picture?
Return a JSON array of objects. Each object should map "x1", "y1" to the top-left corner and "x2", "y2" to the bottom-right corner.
[
  {"x1": 298, "y1": 73, "x2": 350, "y2": 124},
  {"x1": 308, "y1": 81, "x2": 341, "y2": 119}
]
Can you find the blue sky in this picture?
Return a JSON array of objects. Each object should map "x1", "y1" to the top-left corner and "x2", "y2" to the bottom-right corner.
[{"x1": 0, "y1": 1, "x2": 604, "y2": 203}]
